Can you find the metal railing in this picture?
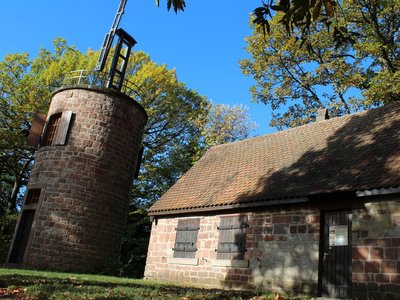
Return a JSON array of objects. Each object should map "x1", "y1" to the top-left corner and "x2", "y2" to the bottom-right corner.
[{"x1": 61, "y1": 70, "x2": 143, "y2": 99}]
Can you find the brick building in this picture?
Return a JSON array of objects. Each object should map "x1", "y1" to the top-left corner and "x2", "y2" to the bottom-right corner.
[
  {"x1": 144, "y1": 104, "x2": 400, "y2": 299},
  {"x1": 8, "y1": 85, "x2": 147, "y2": 272}
]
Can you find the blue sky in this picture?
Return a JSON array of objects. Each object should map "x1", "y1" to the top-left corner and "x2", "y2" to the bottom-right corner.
[{"x1": 0, "y1": 0, "x2": 273, "y2": 135}]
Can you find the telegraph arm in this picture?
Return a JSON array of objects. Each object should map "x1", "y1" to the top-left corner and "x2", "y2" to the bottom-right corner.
[{"x1": 95, "y1": 0, "x2": 128, "y2": 72}]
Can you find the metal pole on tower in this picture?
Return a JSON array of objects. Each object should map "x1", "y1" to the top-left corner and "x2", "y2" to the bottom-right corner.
[{"x1": 95, "y1": 0, "x2": 128, "y2": 72}]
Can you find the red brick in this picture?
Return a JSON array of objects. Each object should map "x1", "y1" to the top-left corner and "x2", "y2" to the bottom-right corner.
[
  {"x1": 376, "y1": 238, "x2": 390, "y2": 247},
  {"x1": 391, "y1": 274, "x2": 400, "y2": 284},
  {"x1": 382, "y1": 261, "x2": 397, "y2": 273},
  {"x1": 352, "y1": 260, "x2": 364, "y2": 273},
  {"x1": 272, "y1": 215, "x2": 291, "y2": 224},
  {"x1": 231, "y1": 274, "x2": 241, "y2": 281},
  {"x1": 308, "y1": 224, "x2": 320, "y2": 233},
  {"x1": 264, "y1": 235, "x2": 274, "y2": 242},
  {"x1": 234, "y1": 269, "x2": 243, "y2": 275},
  {"x1": 298, "y1": 225, "x2": 307, "y2": 233},
  {"x1": 375, "y1": 274, "x2": 390, "y2": 283},
  {"x1": 263, "y1": 226, "x2": 273, "y2": 234},
  {"x1": 391, "y1": 238, "x2": 400, "y2": 246},
  {"x1": 352, "y1": 273, "x2": 371, "y2": 282},
  {"x1": 253, "y1": 226, "x2": 262, "y2": 234},
  {"x1": 353, "y1": 247, "x2": 369, "y2": 260},
  {"x1": 243, "y1": 269, "x2": 252, "y2": 275},
  {"x1": 365, "y1": 261, "x2": 380, "y2": 273},
  {"x1": 364, "y1": 239, "x2": 377, "y2": 246},
  {"x1": 370, "y1": 247, "x2": 383, "y2": 259},
  {"x1": 385, "y1": 248, "x2": 398, "y2": 260},
  {"x1": 246, "y1": 234, "x2": 255, "y2": 242}
]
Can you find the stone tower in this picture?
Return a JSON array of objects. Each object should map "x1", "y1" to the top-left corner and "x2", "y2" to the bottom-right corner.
[{"x1": 7, "y1": 85, "x2": 147, "y2": 272}]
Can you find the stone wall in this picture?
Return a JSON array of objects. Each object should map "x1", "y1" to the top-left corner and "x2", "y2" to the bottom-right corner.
[
  {"x1": 352, "y1": 197, "x2": 400, "y2": 300},
  {"x1": 144, "y1": 205, "x2": 320, "y2": 293},
  {"x1": 16, "y1": 87, "x2": 147, "y2": 272}
]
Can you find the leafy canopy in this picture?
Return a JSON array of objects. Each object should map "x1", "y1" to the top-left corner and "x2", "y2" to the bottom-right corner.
[{"x1": 241, "y1": 0, "x2": 400, "y2": 130}]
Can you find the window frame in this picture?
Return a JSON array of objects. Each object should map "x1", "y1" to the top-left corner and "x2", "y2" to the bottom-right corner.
[
  {"x1": 42, "y1": 112, "x2": 62, "y2": 146},
  {"x1": 41, "y1": 111, "x2": 73, "y2": 146},
  {"x1": 24, "y1": 189, "x2": 41, "y2": 205}
]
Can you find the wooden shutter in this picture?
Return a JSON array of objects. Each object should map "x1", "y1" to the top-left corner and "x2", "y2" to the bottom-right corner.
[
  {"x1": 173, "y1": 218, "x2": 200, "y2": 258},
  {"x1": 54, "y1": 111, "x2": 73, "y2": 145},
  {"x1": 217, "y1": 215, "x2": 247, "y2": 260},
  {"x1": 27, "y1": 113, "x2": 46, "y2": 146}
]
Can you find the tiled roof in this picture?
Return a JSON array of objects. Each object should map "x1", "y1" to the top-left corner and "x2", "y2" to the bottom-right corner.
[{"x1": 149, "y1": 104, "x2": 400, "y2": 215}]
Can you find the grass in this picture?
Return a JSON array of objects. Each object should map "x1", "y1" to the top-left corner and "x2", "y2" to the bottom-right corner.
[{"x1": 0, "y1": 268, "x2": 312, "y2": 300}]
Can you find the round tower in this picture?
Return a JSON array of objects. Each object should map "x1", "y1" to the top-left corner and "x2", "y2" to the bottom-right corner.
[{"x1": 8, "y1": 85, "x2": 147, "y2": 272}]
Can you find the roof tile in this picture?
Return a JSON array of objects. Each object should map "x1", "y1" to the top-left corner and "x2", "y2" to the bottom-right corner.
[{"x1": 149, "y1": 104, "x2": 400, "y2": 215}]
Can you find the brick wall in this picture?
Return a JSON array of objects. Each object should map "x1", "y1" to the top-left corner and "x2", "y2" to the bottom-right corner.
[
  {"x1": 144, "y1": 205, "x2": 320, "y2": 293},
  {"x1": 352, "y1": 197, "x2": 400, "y2": 299},
  {"x1": 21, "y1": 87, "x2": 147, "y2": 272}
]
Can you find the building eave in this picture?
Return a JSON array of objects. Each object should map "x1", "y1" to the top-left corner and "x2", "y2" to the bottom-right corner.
[{"x1": 148, "y1": 197, "x2": 309, "y2": 216}]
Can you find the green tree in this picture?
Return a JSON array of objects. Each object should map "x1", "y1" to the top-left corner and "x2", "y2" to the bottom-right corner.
[
  {"x1": 241, "y1": 0, "x2": 399, "y2": 130},
  {"x1": 199, "y1": 104, "x2": 257, "y2": 147},
  {"x1": 343, "y1": 0, "x2": 400, "y2": 103}
]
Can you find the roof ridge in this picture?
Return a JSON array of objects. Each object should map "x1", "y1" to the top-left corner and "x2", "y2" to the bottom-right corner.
[{"x1": 209, "y1": 105, "x2": 387, "y2": 151}]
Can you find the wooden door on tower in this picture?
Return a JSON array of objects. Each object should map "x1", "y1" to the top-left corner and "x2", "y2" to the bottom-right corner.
[
  {"x1": 320, "y1": 211, "x2": 352, "y2": 298},
  {"x1": 8, "y1": 210, "x2": 35, "y2": 264}
]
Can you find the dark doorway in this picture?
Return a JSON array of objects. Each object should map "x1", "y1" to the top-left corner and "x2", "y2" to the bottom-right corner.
[
  {"x1": 320, "y1": 210, "x2": 352, "y2": 298},
  {"x1": 8, "y1": 210, "x2": 35, "y2": 264}
]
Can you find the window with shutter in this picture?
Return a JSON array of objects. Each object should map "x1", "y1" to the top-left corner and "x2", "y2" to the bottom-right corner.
[
  {"x1": 41, "y1": 111, "x2": 73, "y2": 146},
  {"x1": 25, "y1": 189, "x2": 41, "y2": 205},
  {"x1": 173, "y1": 218, "x2": 200, "y2": 258},
  {"x1": 42, "y1": 113, "x2": 61, "y2": 146},
  {"x1": 216, "y1": 215, "x2": 248, "y2": 260}
]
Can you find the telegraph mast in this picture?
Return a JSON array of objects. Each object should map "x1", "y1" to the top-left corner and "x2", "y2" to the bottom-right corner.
[
  {"x1": 96, "y1": 0, "x2": 127, "y2": 72},
  {"x1": 95, "y1": 0, "x2": 136, "y2": 91}
]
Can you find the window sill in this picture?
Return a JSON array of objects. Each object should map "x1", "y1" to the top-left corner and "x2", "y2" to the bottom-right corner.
[
  {"x1": 167, "y1": 257, "x2": 199, "y2": 266},
  {"x1": 210, "y1": 259, "x2": 249, "y2": 268}
]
